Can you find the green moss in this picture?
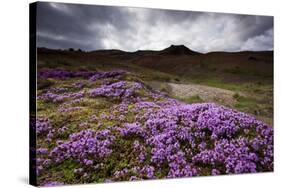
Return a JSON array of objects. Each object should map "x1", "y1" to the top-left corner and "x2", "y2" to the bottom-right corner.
[
  {"x1": 177, "y1": 95, "x2": 204, "y2": 104},
  {"x1": 37, "y1": 79, "x2": 55, "y2": 90},
  {"x1": 233, "y1": 92, "x2": 240, "y2": 99},
  {"x1": 79, "y1": 97, "x2": 114, "y2": 109},
  {"x1": 234, "y1": 95, "x2": 259, "y2": 115},
  {"x1": 104, "y1": 138, "x2": 137, "y2": 176},
  {"x1": 50, "y1": 160, "x2": 81, "y2": 183}
]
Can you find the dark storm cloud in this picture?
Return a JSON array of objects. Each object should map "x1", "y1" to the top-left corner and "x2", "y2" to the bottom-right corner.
[
  {"x1": 37, "y1": 2, "x2": 135, "y2": 50},
  {"x1": 36, "y1": 2, "x2": 273, "y2": 52}
]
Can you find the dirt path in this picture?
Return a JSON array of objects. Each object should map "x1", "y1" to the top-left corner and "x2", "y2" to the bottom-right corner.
[{"x1": 167, "y1": 82, "x2": 236, "y2": 106}]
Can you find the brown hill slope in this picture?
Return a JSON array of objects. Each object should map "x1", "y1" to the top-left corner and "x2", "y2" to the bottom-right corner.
[{"x1": 37, "y1": 45, "x2": 273, "y2": 83}]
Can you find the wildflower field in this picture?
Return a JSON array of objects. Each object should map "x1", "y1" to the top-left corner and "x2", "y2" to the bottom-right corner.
[{"x1": 34, "y1": 68, "x2": 273, "y2": 186}]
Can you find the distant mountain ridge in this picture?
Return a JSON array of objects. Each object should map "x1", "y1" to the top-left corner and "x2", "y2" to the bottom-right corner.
[
  {"x1": 37, "y1": 45, "x2": 273, "y2": 56},
  {"x1": 159, "y1": 45, "x2": 202, "y2": 55},
  {"x1": 38, "y1": 44, "x2": 203, "y2": 56}
]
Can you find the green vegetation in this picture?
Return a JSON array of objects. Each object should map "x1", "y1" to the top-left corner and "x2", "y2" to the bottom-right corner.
[
  {"x1": 177, "y1": 95, "x2": 204, "y2": 104},
  {"x1": 234, "y1": 95, "x2": 259, "y2": 114}
]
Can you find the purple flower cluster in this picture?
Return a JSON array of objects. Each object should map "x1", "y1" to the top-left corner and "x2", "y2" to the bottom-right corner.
[
  {"x1": 36, "y1": 117, "x2": 51, "y2": 135},
  {"x1": 113, "y1": 168, "x2": 129, "y2": 179},
  {"x1": 58, "y1": 106, "x2": 83, "y2": 113},
  {"x1": 36, "y1": 148, "x2": 51, "y2": 175},
  {"x1": 38, "y1": 69, "x2": 95, "y2": 79},
  {"x1": 41, "y1": 181, "x2": 64, "y2": 187},
  {"x1": 141, "y1": 103, "x2": 273, "y2": 176},
  {"x1": 108, "y1": 102, "x2": 272, "y2": 179},
  {"x1": 133, "y1": 140, "x2": 146, "y2": 162},
  {"x1": 52, "y1": 87, "x2": 68, "y2": 93},
  {"x1": 89, "y1": 81, "x2": 143, "y2": 100},
  {"x1": 50, "y1": 129, "x2": 115, "y2": 164},
  {"x1": 73, "y1": 80, "x2": 86, "y2": 88},
  {"x1": 118, "y1": 122, "x2": 147, "y2": 138},
  {"x1": 192, "y1": 138, "x2": 259, "y2": 173},
  {"x1": 140, "y1": 165, "x2": 155, "y2": 179},
  {"x1": 113, "y1": 165, "x2": 155, "y2": 180},
  {"x1": 89, "y1": 70, "x2": 126, "y2": 82},
  {"x1": 38, "y1": 90, "x2": 85, "y2": 103}
]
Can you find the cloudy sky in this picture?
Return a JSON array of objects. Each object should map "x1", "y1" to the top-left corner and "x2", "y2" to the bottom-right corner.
[{"x1": 36, "y1": 2, "x2": 273, "y2": 53}]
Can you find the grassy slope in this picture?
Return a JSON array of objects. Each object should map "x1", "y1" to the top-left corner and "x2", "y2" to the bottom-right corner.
[{"x1": 37, "y1": 49, "x2": 273, "y2": 125}]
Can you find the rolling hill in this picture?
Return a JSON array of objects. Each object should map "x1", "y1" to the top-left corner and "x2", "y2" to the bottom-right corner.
[{"x1": 37, "y1": 45, "x2": 273, "y2": 125}]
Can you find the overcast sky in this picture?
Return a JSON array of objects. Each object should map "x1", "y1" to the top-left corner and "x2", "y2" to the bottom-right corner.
[{"x1": 36, "y1": 2, "x2": 273, "y2": 53}]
